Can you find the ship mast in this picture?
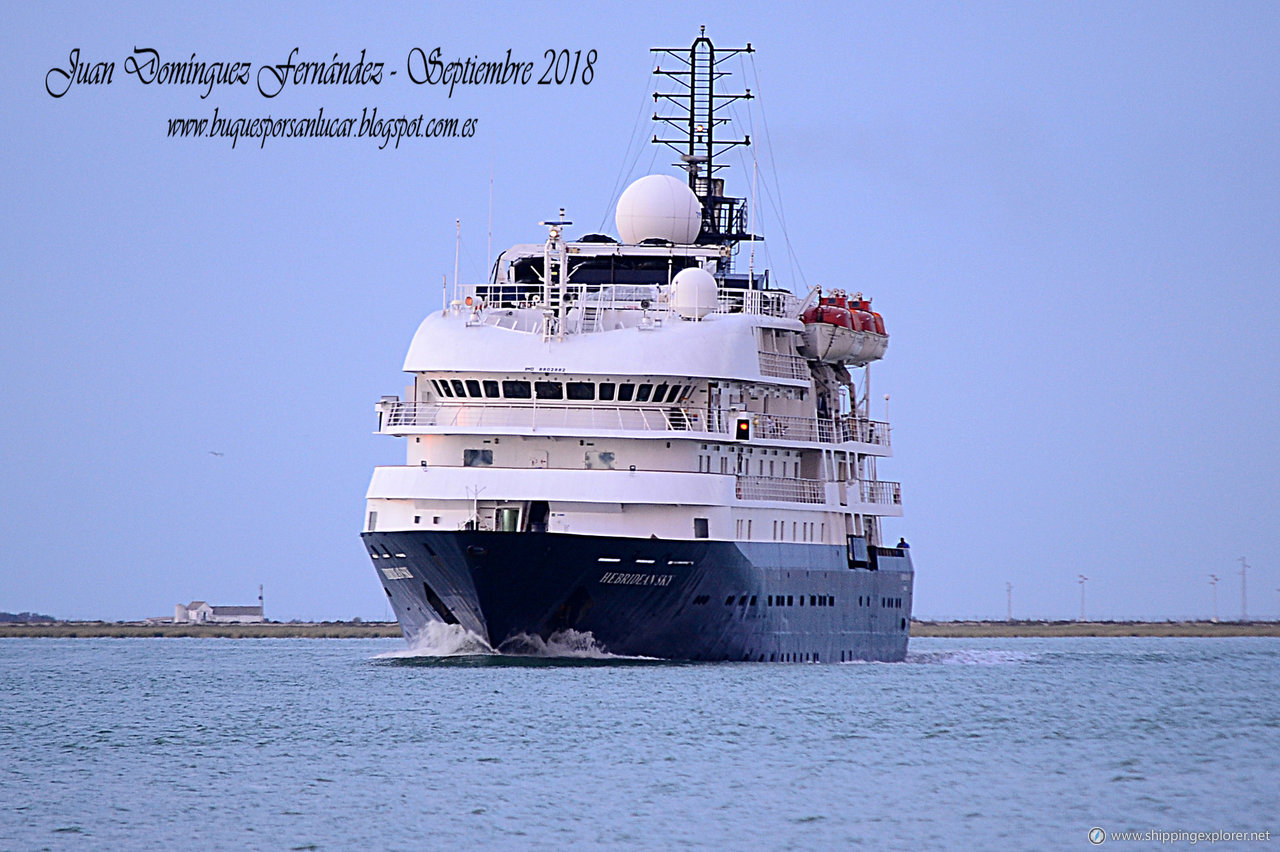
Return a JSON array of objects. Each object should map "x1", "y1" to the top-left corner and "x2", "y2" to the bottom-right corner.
[{"x1": 651, "y1": 28, "x2": 758, "y2": 250}]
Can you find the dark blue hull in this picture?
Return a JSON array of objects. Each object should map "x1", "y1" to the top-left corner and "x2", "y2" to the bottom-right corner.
[{"x1": 363, "y1": 530, "x2": 913, "y2": 662}]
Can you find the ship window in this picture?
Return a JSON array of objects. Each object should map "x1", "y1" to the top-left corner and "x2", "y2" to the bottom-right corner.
[
  {"x1": 598, "y1": 382, "x2": 616, "y2": 401},
  {"x1": 830, "y1": 596, "x2": 836, "y2": 606},
  {"x1": 617, "y1": 383, "x2": 635, "y2": 402},
  {"x1": 482, "y1": 380, "x2": 500, "y2": 397},
  {"x1": 566, "y1": 381, "x2": 594, "y2": 400},
  {"x1": 431, "y1": 380, "x2": 446, "y2": 396},
  {"x1": 652, "y1": 383, "x2": 669, "y2": 402},
  {"x1": 635, "y1": 383, "x2": 653, "y2": 402},
  {"x1": 465, "y1": 379, "x2": 481, "y2": 397},
  {"x1": 666, "y1": 385, "x2": 683, "y2": 403},
  {"x1": 750, "y1": 595, "x2": 757, "y2": 606},
  {"x1": 535, "y1": 381, "x2": 563, "y2": 400},
  {"x1": 463, "y1": 449, "x2": 493, "y2": 467},
  {"x1": 433, "y1": 516, "x2": 440, "y2": 524},
  {"x1": 693, "y1": 517, "x2": 709, "y2": 539},
  {"x1": 725, "y1": 595, "x2": 734, "y2": 605},
  {"x1": 787, "y1": 595, "x2": 793, "y2": 606},
  {"x1": 437, "y1": 380, "x2": 454, "y2": 398},
  {"x1": 767, "y1": 595, "x2": 773, "y2": 606},
  {"x1": 502, "y1": 380, "x2": 531, "y2": 399},
  {"x1": 738, "y1": 595, "x2": 748, "y2": 605},
  {"x1": 414, "y1": 515, "x2": 420, "y2": 524},
  {"x1": 799, "y1": 595, "x2": 804, "y2": 607},
  {"x1": 450, "y1": 380, "x2": 466, "y2": 396}
]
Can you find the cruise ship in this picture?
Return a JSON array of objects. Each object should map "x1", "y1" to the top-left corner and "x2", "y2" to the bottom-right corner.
[{"x1": 362, "y1": 32, "x2": 914, "y2": 662}]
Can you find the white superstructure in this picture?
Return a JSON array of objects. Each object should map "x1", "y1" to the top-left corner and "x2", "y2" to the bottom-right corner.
[{"x1": 366, "y1": 219, "x2": 901, "y2": 548}]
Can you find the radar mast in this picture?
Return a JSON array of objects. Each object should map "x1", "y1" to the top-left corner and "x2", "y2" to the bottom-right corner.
[{"x1": 651, "y1": 28, "x2": 758, "y2": 249}]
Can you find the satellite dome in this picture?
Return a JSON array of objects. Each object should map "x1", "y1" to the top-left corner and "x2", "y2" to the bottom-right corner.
[
  {"x1": 615, "y1": 174, "x2": 702, "y2": 244},
  {"x1": 670, "y1": 266, "x2": 718, "y2": 319}
]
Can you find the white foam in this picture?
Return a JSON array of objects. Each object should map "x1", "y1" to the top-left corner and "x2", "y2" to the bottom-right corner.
[
  {"x1": 376, "y1": 623, "x2": 649, "y2": 661},
  {"x1": 375, "y1": 621, "x2": 495, "y2": 659},
  {"x1": 498, "y1": 629, "x2": 621, "y2": 659}
]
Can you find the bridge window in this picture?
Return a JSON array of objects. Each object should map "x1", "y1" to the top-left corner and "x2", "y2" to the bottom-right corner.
[
  {"x1": 693, "y1": 517, "x2": 709, "y2": 539},
  {"x1": 567, "y1": 381, "x2": 594, "y2": 400},
  {"x1": 617, "y1": 383, "x2": 635, "y2": 402},
  {"x1": 653, "y1": 383, "x2": 669, "y2": 402},
  {"x1": 502, "y1": 380, "x2": 531, "y2": 399},
  {"x1": 450, "y1": 380, "x2": 466, "y2": 397},
  {"x1": 535, "y1": 381, "x2": 563, "y2": 400},
  {"x1": 635, "y1": 383, "x2": 653, "y2": 402},
  {"x1": 482, "y1": 380, "x2": 500, "y2": 398},
  {"x1": 599, "y1": 382, "x2": 616, "y2": 401},
  {"x1": 465, "y1": 379, "x2": 481, "y2": 397},
  {"x1": 437, "y1": 380, "x2": 455, "y2": 398}
]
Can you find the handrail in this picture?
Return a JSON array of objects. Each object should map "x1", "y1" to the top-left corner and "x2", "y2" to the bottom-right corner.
[
  {"x1": 757, "y1": 350, "x2": 809, "y2": 380},
  {"x1": 735, "y1": 475, "x2": 825, "y2": 504},
  {"x1": 379, "y1": 401, "x2": 890, "y2": 447}
]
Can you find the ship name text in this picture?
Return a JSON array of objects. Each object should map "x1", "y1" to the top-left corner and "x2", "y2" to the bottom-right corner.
[{"x1": 599, "y1": 572, "x2": 674, "y2": 587}]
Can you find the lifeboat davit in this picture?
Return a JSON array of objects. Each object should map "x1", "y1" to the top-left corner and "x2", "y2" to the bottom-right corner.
[{"x1": 797, "y1": 290, "x2": 889, "y2": 366}]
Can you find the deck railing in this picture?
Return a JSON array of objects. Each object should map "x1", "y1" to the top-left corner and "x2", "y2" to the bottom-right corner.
[
  {"x1": 857, "y1": 479, "x2": 903, "y2": 505},
  {"x1": 380, "y1": 401, "x2": 890, "y2": 448},
  {"x1": 757, "y1": 350, "x2": 810, "y2": 380},
  {"x1": 735, "y1": 475, "x2": 826, "y2": 504}
]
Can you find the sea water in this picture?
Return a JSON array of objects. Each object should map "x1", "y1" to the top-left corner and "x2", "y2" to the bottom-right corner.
[{"x1": 1, "y1": 635, "x2": 1275, "y2": 850}]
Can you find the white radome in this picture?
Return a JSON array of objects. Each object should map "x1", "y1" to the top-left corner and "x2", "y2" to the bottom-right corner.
[
  {"x1": 615, "y1": 174, "x2": 702, "y2": 244},
  {"x1": 670, "y1": 267, "x2": 719, "y2": 319}
]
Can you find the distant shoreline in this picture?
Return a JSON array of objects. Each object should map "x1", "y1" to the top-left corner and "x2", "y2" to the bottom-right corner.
[
  {"x1": 0, "y1": 620, "x2": 1276, "y2": 639},
  {"x1": 0, "y1": 622, "x2": 404, "y2": 638},
  {"x1": 911, "y1": 620, "x2": 1280, "y2": 637}
]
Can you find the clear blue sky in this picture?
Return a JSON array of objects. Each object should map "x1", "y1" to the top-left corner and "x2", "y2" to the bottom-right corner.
[{"x1": 4, "y1": 2, "x2": 1278, "y2": 621}]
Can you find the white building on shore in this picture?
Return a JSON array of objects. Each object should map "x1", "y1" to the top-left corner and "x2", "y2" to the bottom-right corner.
[{"x1": 172, "y1": 587, "x2": 265, "y2": 623}]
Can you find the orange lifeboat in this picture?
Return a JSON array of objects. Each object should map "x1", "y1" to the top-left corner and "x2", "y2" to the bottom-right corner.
[
  {"x1": 849, "y1": 296, "x2": 887, "y2": 336},
  {"x1": 802, "y1": 302, "x2": 854, "y2": 329},
  {"x1": 797, "y1": 290, "x2": 890, "y2": 366}
]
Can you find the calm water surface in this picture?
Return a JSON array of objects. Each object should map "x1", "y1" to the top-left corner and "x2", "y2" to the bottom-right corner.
[{"x1": 1, "y1": 637, "x2": 1275, "y2": 850}]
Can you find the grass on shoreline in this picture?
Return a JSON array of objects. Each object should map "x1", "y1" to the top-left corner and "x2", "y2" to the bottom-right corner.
[
  {"x1": 911, "y1": 620, "x2": 1279, "y2": 637},
  {"x1": 0, "y1": 622, "x2": 403, "y2": 639},
  {"x1": 0, "y1": 620, "x2": 1276, "y2": 639}
]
